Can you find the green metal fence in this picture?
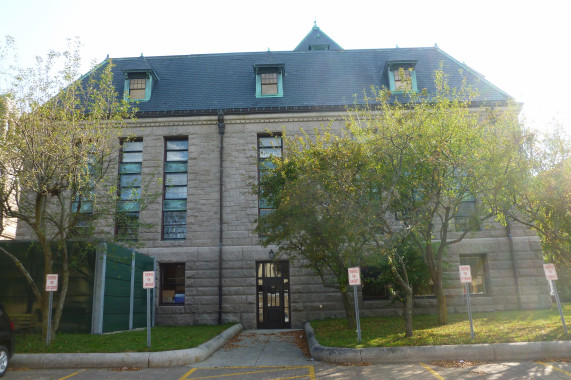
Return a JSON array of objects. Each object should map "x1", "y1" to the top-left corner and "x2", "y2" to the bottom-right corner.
[{"x1": 0, "y1": 241, "x2": 155, "y2": 334}]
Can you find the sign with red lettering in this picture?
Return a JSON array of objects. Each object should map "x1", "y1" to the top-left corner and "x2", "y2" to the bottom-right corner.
[
  {"x1": 46, "y1": 274, "x2": 58, "y2": 292},
  {"x1": 459, "y1": 265, "x2": 472, "y2": 283},
  {"x1": 143, "y1": 271, "x2": 155, "y2": 289},
  {"x1": 543, "y1": 264, "x2": 558, "y2": 281},
  {"x1": 348, "y1": 267, "x2": 361, "y2": 286}
]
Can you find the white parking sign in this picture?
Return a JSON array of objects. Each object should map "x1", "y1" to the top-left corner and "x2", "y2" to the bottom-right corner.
[
  {"x1": 543, "y1": 264, "x2": 558, "y2": 281},
  {"x1": 459, "y1": 265, "x2": 472, "y2": 283},
  {"x1": 46, "y1": 274, "x2": 58, "y2": 292},
  {"x1": 348, "y1": 267, "x2": 361, "y2": 286},
  {"x1": 143, "y1": 271, "x2": 155, "y2": 289}
]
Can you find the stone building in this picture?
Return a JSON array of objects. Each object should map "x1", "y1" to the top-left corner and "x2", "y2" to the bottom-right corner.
[{"x1": 15, "y1": 26, "x2": 552, "y2": 329}]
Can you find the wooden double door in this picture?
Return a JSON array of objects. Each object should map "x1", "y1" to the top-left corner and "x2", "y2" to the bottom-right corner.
[{"x1": 256, "y1": 261, "x2": 291, "y2": 329}]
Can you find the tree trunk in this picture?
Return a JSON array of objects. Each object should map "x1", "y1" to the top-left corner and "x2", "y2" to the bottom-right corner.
[
  {"x1": 341, "y1": 288, "x2": 357, "y2": 330},
  {"x1": 435, "y1": 279, "x2": 447, "y2": 325},
  {"x1": 403, "y1": 290, "x2": 413, "y2": 337},
  {"x1": 52, "y1": 243, "x2": 70, "y2": 337}
]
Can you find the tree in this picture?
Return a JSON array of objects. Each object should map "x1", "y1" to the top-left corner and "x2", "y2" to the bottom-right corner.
[
  {"x1": 0, "y1": 37, "x2": 140, "y2": 341},
  {"x1": 348, "y1": 70, "x2": 524, "y2": 325},
  {"x1": 255, "y1": 68, "x2": 526, "y2": 330},
  {"x1": 254, "y1": 126, "x2": 422, "y2": 334},
  {"x1": 507, "y1": 126, "x2": 570, "y2": 266},
  {"x1": 502, "y1": 126, "x2": 571, "y2": 299}
]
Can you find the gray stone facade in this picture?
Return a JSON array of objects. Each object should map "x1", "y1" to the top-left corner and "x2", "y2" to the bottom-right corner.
[{"x1": 15, "y1": 112, "x2": 552, "y2": 329}]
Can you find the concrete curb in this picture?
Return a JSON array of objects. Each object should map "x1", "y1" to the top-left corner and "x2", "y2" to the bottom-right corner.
[
  {"x1": 304, "y1": 322, "x2": 571, "y2": 364},
  {"x1": 11, "y1": 323, "x2": 243, "y2": 369}
]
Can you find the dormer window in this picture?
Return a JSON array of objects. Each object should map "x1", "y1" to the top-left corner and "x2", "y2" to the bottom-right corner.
[
  {"x1": 254, "y1": 64, "x2": 284, "y2": 98},
  {"x1": 123, "y1": 69, "x2": 158, "y2": 102},
  {"x1": 387, "y1": 62, "x2": 418, "y2": 92}
]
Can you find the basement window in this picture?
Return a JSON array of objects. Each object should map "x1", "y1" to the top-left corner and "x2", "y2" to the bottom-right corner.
[{"x1": 160, "y1": 263, "x2": 185, "y2": 305}]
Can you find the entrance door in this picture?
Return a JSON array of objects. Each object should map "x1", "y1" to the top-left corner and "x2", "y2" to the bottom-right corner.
[{"x1": 257, "y1": 261, "x2": 291, "y2": 329}]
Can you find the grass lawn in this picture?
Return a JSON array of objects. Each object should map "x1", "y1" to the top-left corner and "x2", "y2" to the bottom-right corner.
[
  {"x1": 312, "y1": 304, "x2": 571, "y2": 348},
  {"x1": 16, "y1": 323, "x2": 235, "y2": 353}
]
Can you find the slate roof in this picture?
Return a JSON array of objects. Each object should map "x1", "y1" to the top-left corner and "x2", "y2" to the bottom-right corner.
[{"x1": 103, "y1": 28, "x2": 511, "y2": 117}]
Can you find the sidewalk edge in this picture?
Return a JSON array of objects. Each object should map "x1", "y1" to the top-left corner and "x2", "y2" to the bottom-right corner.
[{"x1": 304, "y1": 321, "x2": 571, "y2": 364}]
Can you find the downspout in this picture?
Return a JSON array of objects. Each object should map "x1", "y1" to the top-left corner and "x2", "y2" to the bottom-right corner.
[
  {"x1": 217, "y1": 110, "x2": 225, "y2": 325},
  {"x1": 506, "y1": 218, "x2": 522, "y2": 309}
]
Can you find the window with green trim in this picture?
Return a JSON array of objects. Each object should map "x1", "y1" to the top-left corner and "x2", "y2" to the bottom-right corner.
[
  {"x1": 124, "y1": 72, "x2": 154, "y2": 102},
  {"x1": 116, "y1": 139, "x2": 143, "y2": 239},
  {"x1": 162, "y1": 138, "x2": 188, "y2": 240},
  {"x1": 387, "y1": 63, "x2": 417, "y2": 92},
  {"x1": 255, "y1": 65, "x2": 284, "y2": 98}
]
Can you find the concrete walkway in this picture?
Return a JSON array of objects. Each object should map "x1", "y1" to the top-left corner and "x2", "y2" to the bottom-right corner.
[{"x1": 192, "y1": 329, "x2": 312, "y2": 367}]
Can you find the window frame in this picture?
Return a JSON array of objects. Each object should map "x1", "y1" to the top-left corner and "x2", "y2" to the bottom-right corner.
[
  {"x1": 123, "y1": 72, "x2": 154, "y2": 102},
  {"x1": 454, "y1": 197, "x2": 480, "y2": 232},
  {"x1": 160, "y1": 263, "x2": 185, "y2": 306},
  {"x1": 254, "y1": 65, "x2": 284, "y2": 98},
  {"x1": 459, "y1": 255, "x2": 489, "y2": 296},
  {"x1": 162, "y1": 137, "x2": 189, "y2": 241},
  {"x1": 387, "y1": 62, "x2": 418, "y2": 93},
  {"x1": 116, "y1": 139, "x2": 143, "y2": 240},
  {"x1": 257, "y1": 133, "x2": 283, "y2": 226}
]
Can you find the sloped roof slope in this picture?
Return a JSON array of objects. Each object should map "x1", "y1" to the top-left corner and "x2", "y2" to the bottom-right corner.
[{"x1": 104, "y1": 28, "x2": 511, "y2": 117}]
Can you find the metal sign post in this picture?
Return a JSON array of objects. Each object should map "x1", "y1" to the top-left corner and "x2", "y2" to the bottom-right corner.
[
  {"x1": 459, "y1": 265, "x2": 475, "y2": 340},
  {"x1": 348, "y1": 267, "x2": 362, "y2": 343},
  {"x1": 45, "y1": 274, "x2": 58, "y2": 346},
  {"x1": 143, "y1": 271, "x2": 155, "y2": 348},
  {"x1": 543, "y1": 264, "x2": 568, "y2": 334}
]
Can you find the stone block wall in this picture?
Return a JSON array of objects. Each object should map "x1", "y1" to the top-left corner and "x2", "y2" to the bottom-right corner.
[{"x1": 14, "y1": 112, "x2": 552, "y2": 329}]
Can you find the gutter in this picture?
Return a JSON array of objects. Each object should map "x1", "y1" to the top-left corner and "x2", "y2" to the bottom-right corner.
[{"x1": 217, "y1": 110, "x2": 225, "y2": 325}]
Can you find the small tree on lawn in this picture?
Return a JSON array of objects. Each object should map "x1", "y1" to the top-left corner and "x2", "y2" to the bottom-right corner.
[{"x1": 0, "y1": 37, "x2": 147, "y2": 341}]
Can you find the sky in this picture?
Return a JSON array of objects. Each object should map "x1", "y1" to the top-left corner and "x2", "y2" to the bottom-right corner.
[{"x1": 1, "y1": 0, "x2": 570, "y2": 133}]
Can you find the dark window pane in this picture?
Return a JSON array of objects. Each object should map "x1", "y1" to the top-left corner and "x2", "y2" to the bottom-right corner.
[
  {"x1": 163, "y1": 199, "x2": 187, "y2": 211},
  {"x1": 165, "y1": 162, "x2": 188, "y2": 173},
  {"x1": 118, "y1": 201, "x2": 140, "y2": 212},
  {"x1": 120, "y1": 163, "x2": 142, "y2": 174},
  {"x1": 161, "y1": 263, "x2": 185, "y2": 304}
]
